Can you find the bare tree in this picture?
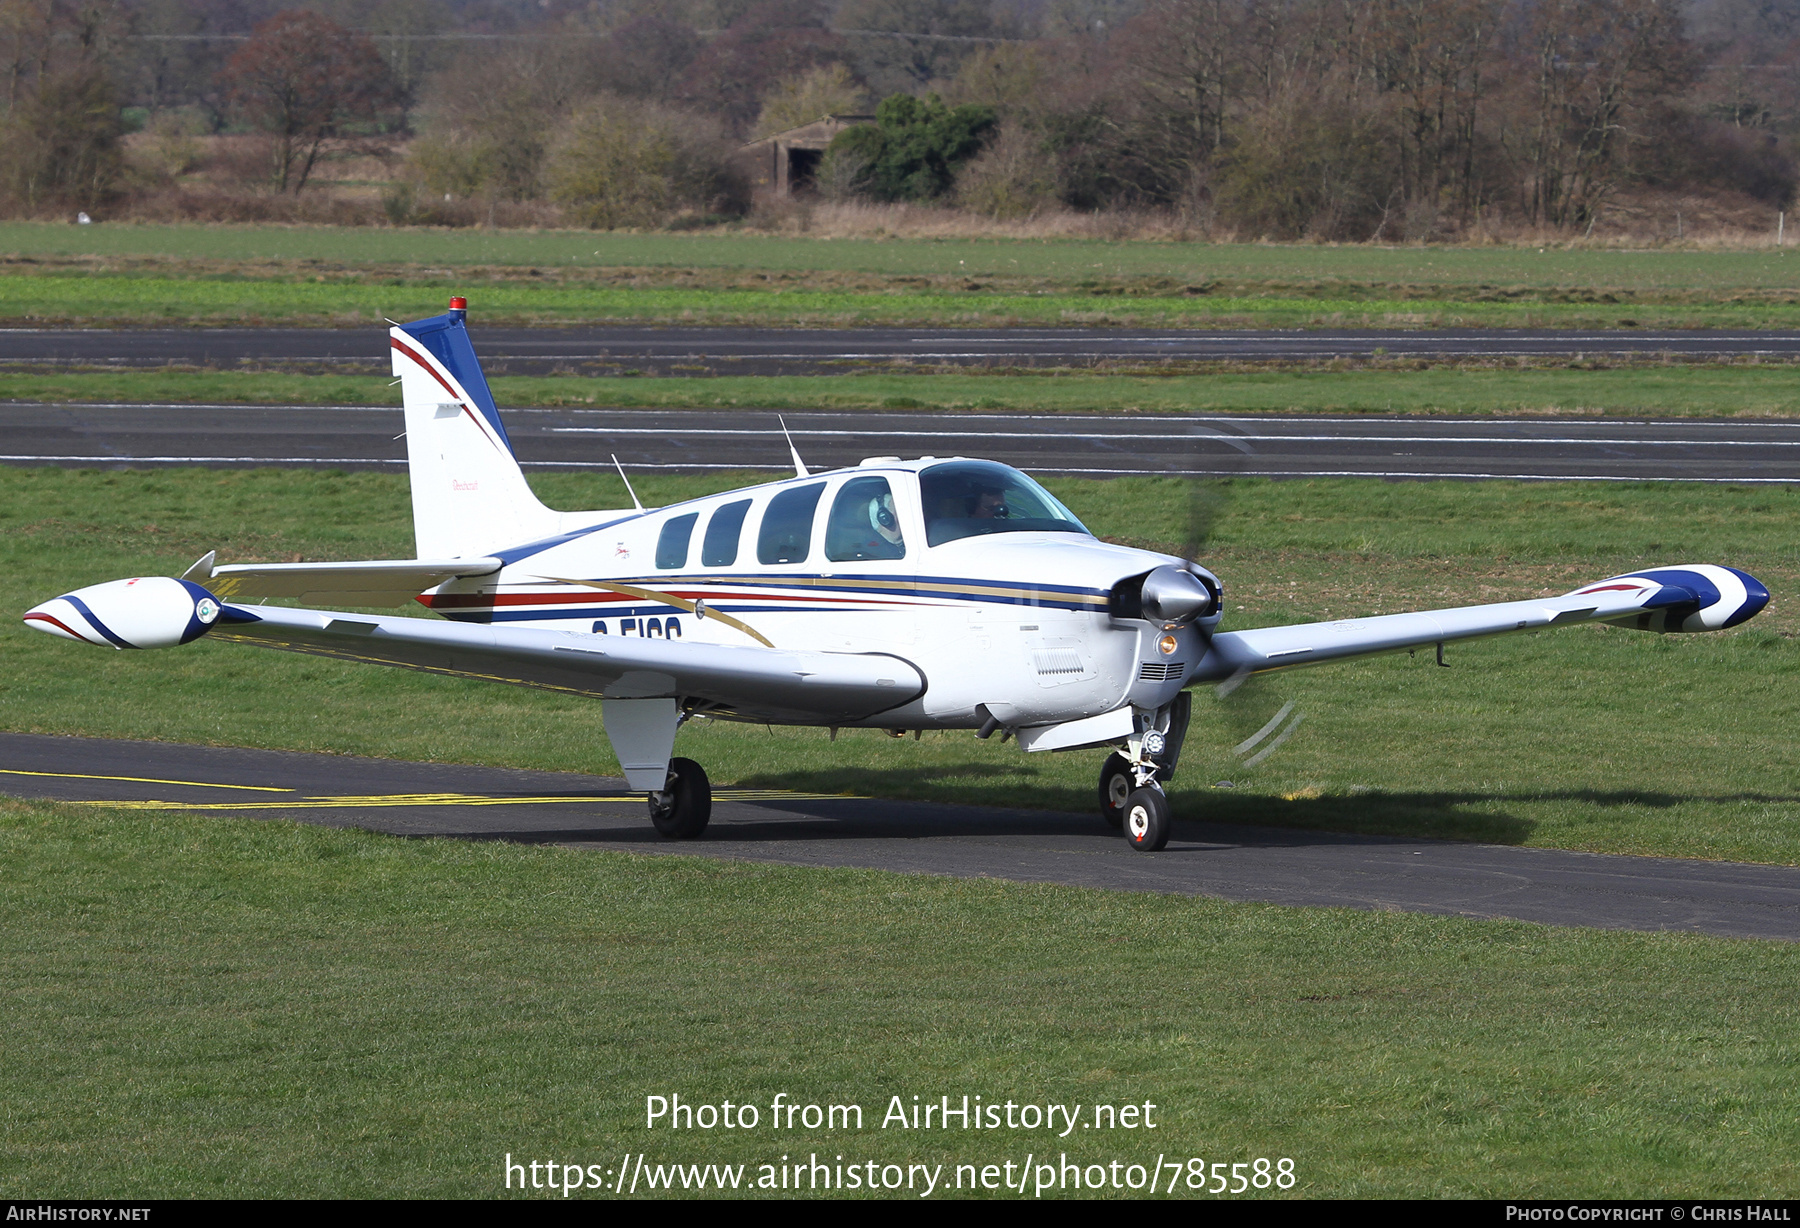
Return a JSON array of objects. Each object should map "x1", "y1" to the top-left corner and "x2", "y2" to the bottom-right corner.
[
  {"x1": 1360, "y1": 0, "x2": 1503, "y2": 224},
  {"x1": 218, "y1": 10, "x2": 397, "y2": 193},
  {"x1": 1504, "y1": 0, "x2": 1696, "y2": 227}
]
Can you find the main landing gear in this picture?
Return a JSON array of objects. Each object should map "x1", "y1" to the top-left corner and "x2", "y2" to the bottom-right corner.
[{"x1": 649, "y1": 757, "x2": 712, "y2": 839}]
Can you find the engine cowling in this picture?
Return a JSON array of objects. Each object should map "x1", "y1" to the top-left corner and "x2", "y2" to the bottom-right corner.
[
  {"x1": 1113, "y1": 564, "x2": 1219, "y2": 627},
  {"x1": 23, "y1": 577, "x2": 224, "y2": 649}
]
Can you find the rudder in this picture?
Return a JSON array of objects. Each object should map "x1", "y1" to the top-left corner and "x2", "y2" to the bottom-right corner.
[{"x1": 391, "y1": 298, "x2": 558, "y2": 557}]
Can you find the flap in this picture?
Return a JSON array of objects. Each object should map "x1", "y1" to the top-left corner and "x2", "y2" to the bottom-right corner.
[{"x1": 207, "y1": 603, "x2": 926, "y2": 724}]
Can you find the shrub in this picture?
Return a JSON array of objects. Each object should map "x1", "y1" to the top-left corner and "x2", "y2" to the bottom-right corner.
[
  {"x1": 407, "y1": 130, "x2": 495, "y2": 201},
  {"x1": 1213, "y1": 92, "x2": 1398, "y2": 240},
  {"x1": 130, "y1": 110, "x2": 207, "y2": 183},
  {"x1": 546, "y1": 96, "x2": 746, "y2": 229},
  {"x1": 0, "y1": 71, "x2": 125, "y2": 213},
  {"x1": 754, "y1": 63, "x2": 866, "y2": 138},
  {"x1": 827, "y1": 93, "x2": 997, "y2": 201},
  {"x1": 954, "y1": 121, "x2": 1057, "y2": 218}
]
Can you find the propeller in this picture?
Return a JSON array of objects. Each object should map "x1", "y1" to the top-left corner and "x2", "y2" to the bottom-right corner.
[{"x1": 1174, "y1": 454, "x2": 1307, "y2": 776}]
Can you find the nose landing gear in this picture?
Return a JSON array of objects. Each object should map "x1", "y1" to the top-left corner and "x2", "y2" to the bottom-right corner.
[
  {"x1": 1099, "y1": 742, "x2": 1172, "y2": 850},
  {"x1": 1098, "y1": 696, "x2": 1188, "y2": 852}
]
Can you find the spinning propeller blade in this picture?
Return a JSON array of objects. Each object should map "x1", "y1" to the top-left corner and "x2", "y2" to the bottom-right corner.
[{"x1": 1176, "y1": 452, "x2": 1307, "y2": 772}]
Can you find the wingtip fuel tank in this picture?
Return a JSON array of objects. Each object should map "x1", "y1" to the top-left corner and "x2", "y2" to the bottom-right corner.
[{"x1": 23, "y1": 577, "x2": 225, "y2": 649}]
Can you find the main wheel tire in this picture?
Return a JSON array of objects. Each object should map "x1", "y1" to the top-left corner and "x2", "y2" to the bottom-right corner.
[
  {"x1": 1122, "y1": 785, "x2": 1172, "y2": 852},
  {"x1": 648, "y1": 757, "x2": 711, "y2": 839},
  {"x1": 1098, "y1": 752, "x2": 1132, "y2": 829}
]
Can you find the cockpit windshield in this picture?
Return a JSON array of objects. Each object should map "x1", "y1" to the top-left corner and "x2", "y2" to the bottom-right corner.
[{"x1": 919, "y1": 461, "x2": 1091, "y2": 547}]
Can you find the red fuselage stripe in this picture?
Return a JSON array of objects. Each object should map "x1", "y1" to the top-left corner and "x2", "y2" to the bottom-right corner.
[{"x1": 389, "y1": 335, "x2": 503, "y2": 454}]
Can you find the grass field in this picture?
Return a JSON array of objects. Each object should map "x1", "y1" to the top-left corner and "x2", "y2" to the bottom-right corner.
[
  {"x1": 6, "y1": 362, "x2": 1800, "y2": 418},
  {"x1": 8, "y1": 222, "x2": 1800, "y2": 329},
  {"x1": 7, "y1": 221, "x2": 1800, "y2": 290},
  {"x1": 16, "y1": 270, "x2": 1792, "y2": 330},
  {"x1": 5, "y1": 794, "x2": 1798, "y2": 1199},
  {"x1": 4, "y1": 466, "x2": 1795, "y2": 864}
]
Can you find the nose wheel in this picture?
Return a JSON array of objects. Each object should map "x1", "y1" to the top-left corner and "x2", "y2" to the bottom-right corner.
[
  {"x1": 649, "y1": 757, "x2": 711, "y2": 838},
  {"x1": 1122, "y1": 786, "x2": 1171, "y2": 852}
]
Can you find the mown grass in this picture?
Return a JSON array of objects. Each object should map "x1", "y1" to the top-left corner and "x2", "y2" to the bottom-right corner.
[
  {"x1": 6, "y1": 362, "x2": 1800, "y2": 418},
  {"x1": 4, "y1": 467, "x2": 1795, "y2": 864},
  {"x1": 7, "y1": 220, "x2": 1800, "y2": 290},
  {"x1": 4, "y1": 793, "x2": 1799, "y2": 1199},
  {"x1": 8, "y1": 269, "x2": 1800, "y2": 330}
]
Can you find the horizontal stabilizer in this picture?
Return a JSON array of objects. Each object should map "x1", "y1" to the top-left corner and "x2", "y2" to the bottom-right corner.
[{"x1": 201, "y1": 557, "x2": 502, "y2": 606}]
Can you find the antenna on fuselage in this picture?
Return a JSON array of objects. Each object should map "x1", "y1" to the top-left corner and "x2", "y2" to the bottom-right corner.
[
  {"x1": 611, "y1": 454, "x2": 646, "y2": 513},
  {"x1": 778, "y1": 415, "x2": 810, "y2": 478}
]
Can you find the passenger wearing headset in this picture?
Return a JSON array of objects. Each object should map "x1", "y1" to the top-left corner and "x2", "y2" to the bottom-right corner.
[{"x1": 825, "y1": 477, "x2": 907, "y2": 561}]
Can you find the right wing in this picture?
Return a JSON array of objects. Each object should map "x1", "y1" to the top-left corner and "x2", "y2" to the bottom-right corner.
[{"x1": 1194, "y1": 564, "x2": 1769, "y2": 683}]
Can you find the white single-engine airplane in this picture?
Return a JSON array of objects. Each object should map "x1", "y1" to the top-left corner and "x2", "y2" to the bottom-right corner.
[{"x1": 25, "y1": 300, "x2": 1772, "y2": 850}]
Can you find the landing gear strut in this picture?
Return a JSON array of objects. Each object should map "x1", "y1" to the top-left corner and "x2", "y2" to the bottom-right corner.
[
  {"x1": 649, "y1": 757, "x2": 712, "y2": 839},
  {"x1": 1099, "y1": 695, "x2": 1189, "y2": 853}
]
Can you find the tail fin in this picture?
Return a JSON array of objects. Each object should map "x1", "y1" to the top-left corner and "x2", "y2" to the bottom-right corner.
[{"x1": 390, "y1": 299, "x2": 559, "y2": 558}]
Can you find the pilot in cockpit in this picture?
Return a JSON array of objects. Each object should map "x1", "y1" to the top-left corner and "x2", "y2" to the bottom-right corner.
[{"x1": 970, "y1": 487, "x2": 1008, "y2": 519}]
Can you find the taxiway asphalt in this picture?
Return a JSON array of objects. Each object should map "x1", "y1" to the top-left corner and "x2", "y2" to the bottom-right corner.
[
  {"x1": 3, "y1": 402, "x2": 1798, "y2": 482},
  {"x1": 5, "y1": 325, "x2": 1800, "y2": 375},
  {"x1": 4, "y1": 732, "x2": 1796, "y2": 941}
]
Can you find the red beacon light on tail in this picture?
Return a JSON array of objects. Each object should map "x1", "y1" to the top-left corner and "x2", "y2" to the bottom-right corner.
[{"x1": 448, "y1": 296, "x2": 467, "y2": 319}]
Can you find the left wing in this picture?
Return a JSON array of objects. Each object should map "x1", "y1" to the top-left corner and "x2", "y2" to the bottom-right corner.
[
  {"x1": 24, "y1": 577, "x2": 925, "y2": 726},
  {"x1": 1193, "y1": 565, "x2": 1769, "y2": 683}
]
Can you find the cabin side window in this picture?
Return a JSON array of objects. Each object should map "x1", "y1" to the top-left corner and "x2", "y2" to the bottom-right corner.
[
  {"x1": 656, "y1": 512, "x2": 698, "y2": 569},
  {"x1": 825, "y1": 475, "x2": 906, "y2": 561},
  {"x1": 702, "y1": 499, "x2": 751, "y2": 567},
  {"x1": 757, "y1": 483, "x2": 825, "y2": 565}
]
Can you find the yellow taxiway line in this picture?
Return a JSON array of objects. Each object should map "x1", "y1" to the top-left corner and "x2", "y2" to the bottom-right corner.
[
  {"x1": 0, "y1": 768, "x2": 291, "y2": 792},
  {"x1": 64, "y1": 788, "x2": 859, "y2": 811}
]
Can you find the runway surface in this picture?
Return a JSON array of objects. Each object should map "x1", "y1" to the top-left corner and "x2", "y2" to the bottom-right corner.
[
  {"x1": 4, "y1": 401, "x2": 1799, "y2": 482},
  {"x1": 6, "y1": 325, "x2": 1800, "y2": 375},
  {"x1": 4, "y1": 732, "x2": 1795, "y2": 940}
]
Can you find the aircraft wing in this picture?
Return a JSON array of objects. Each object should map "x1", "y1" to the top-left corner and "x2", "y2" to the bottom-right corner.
[
  {"x1": 1194, "y1": 565, "x2": 1769, "y2": 683},
  {"x1": 190, "y1": 554, "x2": 503, "y2": 607},
  {"x1": 206, "y1": 602, "x2": 925, "y2": 725}
]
